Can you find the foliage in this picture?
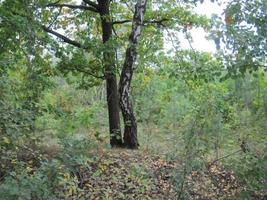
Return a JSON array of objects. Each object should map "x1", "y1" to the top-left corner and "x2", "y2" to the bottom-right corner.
[
  {"x1": 210, "y1": 0, "x2": 267, "y2": 76},
  {"x1": 0, "y1": 0, "x2": 266, "y2": 199}
]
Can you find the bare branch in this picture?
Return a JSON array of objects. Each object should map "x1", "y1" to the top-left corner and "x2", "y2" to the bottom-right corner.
[
  {"x1": 112, "y1": 18, "x2": 169, "y2": 26},
  {"x1": 112, "y1": 19, "x2": 131, "y2": 25},
  {"x1": 124, "y1": 2, "x2": 134, "y2": 14},
  {"x1": 211, "y1": 149, "x2": 242, "y2": 164},
  {"x1": 42, "y1": 26, "x2": 86, "y2": 49},
  {"x1": 46, "y1": 3, "x2": 98, "y2": 13}
]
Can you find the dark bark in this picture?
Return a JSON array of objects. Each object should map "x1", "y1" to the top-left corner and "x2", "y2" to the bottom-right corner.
[
  {"x1": 98, "y1": 0, "x2": 123, "y2": 147},
  {"x1": 83, "y1": 0, "x2": 99, "y2": 10},
  {"x1": 119, "y1": 0, "x2": 147, "y2": 149}
]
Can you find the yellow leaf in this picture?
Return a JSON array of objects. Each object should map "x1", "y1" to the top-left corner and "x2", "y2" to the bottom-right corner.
[{"x1": 3, "y1": 137, "x2": 10, "y2": 144}]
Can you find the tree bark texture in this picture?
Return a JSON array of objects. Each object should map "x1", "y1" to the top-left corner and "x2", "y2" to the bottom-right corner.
[
  {"x1": 98, "y1": 0, "x2": 123, "y2": 147},
  {"x1": 119, "y1": 0, "x2": 147, "y2": 149}
]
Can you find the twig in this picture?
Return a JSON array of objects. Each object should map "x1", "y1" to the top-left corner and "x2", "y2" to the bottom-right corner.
[
  {"x1": 124, "y1": 2, "x2": 134, "y2": 14},
  {"x1": 64, "y1": 64, "x2": 105, "y2": 79},
  {"x1": 184, "y1": 30, "x2": 197, "y2": 61},
  {"x1": 48, "y1": 7, "x2": 62, "y2": 29},
  {"x1": 46, "y1": 3, "x2": 98, "y2": 13},
  {"x1": 211, "y1": 149, "x2": 242, "y2": 164}
]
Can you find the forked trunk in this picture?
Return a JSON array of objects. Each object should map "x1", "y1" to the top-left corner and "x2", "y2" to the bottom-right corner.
[{"x1": 119, "y1": 0, "x2": 147, "y2": 149}]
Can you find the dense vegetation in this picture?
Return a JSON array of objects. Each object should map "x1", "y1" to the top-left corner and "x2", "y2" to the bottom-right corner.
[{"x1": 0, "y1": 0, "x2": 266, "y2": 199}]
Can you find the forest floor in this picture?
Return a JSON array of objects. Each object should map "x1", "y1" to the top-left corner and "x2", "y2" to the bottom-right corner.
[
  {"x1": 2, "y1": 139, "x2": 266, "y2": 200},
  {"x1": 65, "y1": 148, "x2": 246, "y2": 200},
  {"x1": 68, "y1": 148, "x2": 177, "y2": 199}
]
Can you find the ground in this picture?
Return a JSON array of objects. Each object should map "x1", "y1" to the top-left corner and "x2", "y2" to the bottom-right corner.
[
  {"x1": 59, "y1": 148, "x2": 245, "y2": 200},
  {"x1": 2, "y1": 139, "x2": 265, "y2": 200},
  {"x1": 69, "y1": 149, "x2": 177, "y2": 200}
]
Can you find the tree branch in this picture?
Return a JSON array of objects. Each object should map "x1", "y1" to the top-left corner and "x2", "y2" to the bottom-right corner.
[
  {"x1": 112, "y1": 18, "x2": 169, "y2": 26},
  {"x1": 48, "y1": 7, "x2": 62, "y2": 29},
  {"x1": 46, "y1": 3, "x2": 98, "y2": 13},
  {"x1": 211, "y1": 149, "x2": 242, "y2": 165},
  {"x1": 42, "y1": 26, "x2": 86, "y2": 49},
  {"x1": 64, "y1": 65, "x2": 104, "y2": 79},
  {"x1": 112, "y1": 19, "x2": 131, "y2": 25},
  {"x1": 123, "y1": 2, "x2": 134, "y2": 14}
]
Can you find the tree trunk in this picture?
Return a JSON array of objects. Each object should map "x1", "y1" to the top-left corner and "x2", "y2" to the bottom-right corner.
[
  {"x1": 98, "y1": 0, "x2": 122, "y2": 147},
  {"x1": 119, "y1": 0, "x2": 147, "y2": 149}
]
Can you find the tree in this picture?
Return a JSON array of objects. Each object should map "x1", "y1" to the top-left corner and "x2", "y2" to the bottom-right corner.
[
  {"x1": 43, "y1": 0, "x2": 124, "y2": 147},
  {"x1": 40, "y1": 0, "x2": 155, "y2": 148},
  {"x1": 40, "y1": 0, "x2": 148, "y2": 147},
  {"x1": 119, "y1": 0, "x2": 147, "y2": 149},
  {"x1": 0, "y1": 0, "x2": 211, "y2": 148}
]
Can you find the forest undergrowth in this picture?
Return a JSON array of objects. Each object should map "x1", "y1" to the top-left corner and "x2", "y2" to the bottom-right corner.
[{"x1": 1, "y1": 72, "x2": 267, "y2": 199}]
